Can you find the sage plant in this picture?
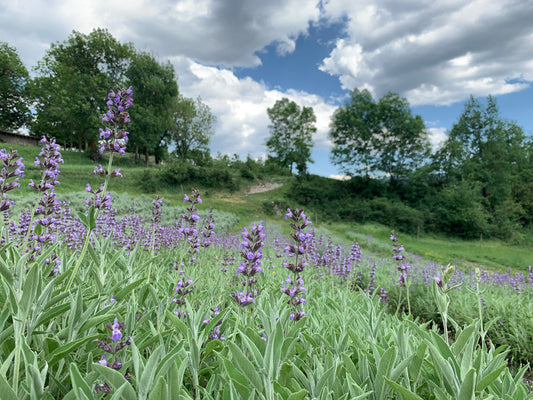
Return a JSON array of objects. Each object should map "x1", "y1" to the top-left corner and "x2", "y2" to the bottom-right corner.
[
  {"x1": 282, "y1": 208, "x2": 313, "y2": 321},
  {"x1": 180, "y1": 189, "x2": 203, "y2": 263},
  {"x1": 232, "y1": 221, "x2": 265, "y2": 307},
  {"x1": 95, "y1": 318, "x2": 131, "y2": 394},
  {"x1": 0, "y1": 148, "x2": 24, "y2": 244},
  {"x1": 66, "y1": 86, "x2": 133, "y2": 291},
  {"x1": 19, "y1": 137, "x2": 63, "y2": 263},
  {"x1": 390, "y1": 230, "x2": 411, "y2": 315}
]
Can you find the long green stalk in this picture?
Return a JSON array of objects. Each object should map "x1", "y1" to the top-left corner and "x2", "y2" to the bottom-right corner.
[{"x1": 65, "y1": 152, "x2": 114, "y2": 291}]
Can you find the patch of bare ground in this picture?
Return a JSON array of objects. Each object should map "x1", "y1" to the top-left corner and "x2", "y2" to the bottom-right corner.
[{"x1": 244, "y1": 182, "x2": 283, "y2": 194}]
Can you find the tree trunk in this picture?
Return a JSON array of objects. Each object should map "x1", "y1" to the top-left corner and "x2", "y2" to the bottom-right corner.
[{"x1": 145, "y1": 148, "x2": 149, "y2": 167}]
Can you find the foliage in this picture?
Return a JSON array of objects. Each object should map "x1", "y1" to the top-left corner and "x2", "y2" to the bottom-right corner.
[
  {"x1": 434, "y1": 96, "x2": 528, "y2": 238},
  {"x1": 126, "y1": 51, "x2": 179, "y2": 165},
  {"x1": 0, "y1": 42, "x2": 30, "y2": 131},
  {"x1": 170, "y1": 95, "x2": 216, "y2": 164},
  {"x1": 266, "y1": 97, "x2": 316, "y2": 175},
  {"x1": 159, "y1": 161, "x2": 239, "y2": 191},
  {"x1": 330, "y1": 89, "x2": 430, "y2": 179},
  {"x1": 1, "y1": 176, "x2": 532, "y2": 398},
  {"x1": 29, "y1": 29, "x2": 133, "y2": 152}
]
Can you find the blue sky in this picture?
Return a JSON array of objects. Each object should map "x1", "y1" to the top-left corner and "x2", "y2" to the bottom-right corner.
[{"x1": 1, "y1": 0, "x2": 532, "y2": 178}]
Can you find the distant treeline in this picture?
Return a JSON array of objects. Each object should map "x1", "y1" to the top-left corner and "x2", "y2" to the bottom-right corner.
[{"x1": 287, "y1": 95, "x2": 533, "y2": 241}]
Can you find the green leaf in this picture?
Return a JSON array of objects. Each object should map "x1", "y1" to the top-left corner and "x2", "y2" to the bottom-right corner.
[
  {"x1": 149, "y1": 376, "x2": 168, "y2": 400},
  {"x1": 238, "y1": 330, "x2": 264, "y2": 368},
  {"x1": 92, "y1": 363, "x2": 136, "y2": 400},
  {"x1": 407, "y1": 341, "x2": 427, "y2": 385},
  {"x1": 452, "y1": 323, "x2": 476, "y2": 357},
  {"x1": 287, "y1": 389, "x2": 308, "y2": 400},
  {"x1": 19, "y1": 261, "x2": 41, "y2": 318},
  {"x1": 69, "y1": 363, "x2": 93, "y2": 400},
  {"x1": 427, "y1": 342, "x2": 459, "y2": 396},
  {"x1": 166, "y1": 310, "x2": 189, "y2": 337},
  {"x1": 315, "y1": 364, "x2": 336, "y2": 398},
  {"x1": 228, "y1": 341, "x2": 263, "y2": 394},
  {"x1": 154, "y1": 341, "x2": 184, "y2": 379},
  {"x1": 76, "y1": 210, "x2": 89, "y2": 229},
  {"x1": 0, "y1": 374, "x2": 17, "y2": 400},
  {"x1": 374, "y1": 346, "x2": 396, "y2": 400},
  {"x1": 476, "y1": 364, "x2": 506, "y2": 393},
  {"x1": 139, "y1": 345, "x2": 164, "y2": 399},
  {"x1": 385, "y1": 378, "x2": 424, "y2": 400},
  {"x1": 113, "y1": 278, "x2": 145, "y2": 301},
  {"x1": 27, "y1": 363, "x2": 44, "y2": 400},
  {"x1": 88, "y1": 205, "x2": 96, "y2": 230},
  {"x1": 34, "y1": 303, "x2": 71, "y2": 329},
  {"x1": 78, "y1": 314, "x2": 114, "y2": 334},
  {"x1": 219, "y1": 353, "x2": 253, "y2": 399},
  {"x1": 458, "y1": 368, "x2": 476, "y2": 400},
  {"x1": 47, "y1": 334, "x2": 99, "y2": 367},
  {"x1": 342, "y1": 353, "x2": 358, "y2": 382},
  {"x1": 0, "y1": 250, "x2": 14, "y2": 285}
]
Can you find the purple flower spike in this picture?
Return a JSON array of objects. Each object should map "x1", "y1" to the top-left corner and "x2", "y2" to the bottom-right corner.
[
  {"x1": 97, "y1": 354, "x2": 108, "y2": 366},
  {"x1": 99, "y1": 86, "x2": 133, "y2": 156},
  {"x1": 111, "y1": 318, "x2": 122, "y2": 342},
  {"x1": 282, "y1": 208, "x2": 313, "y2": 321},
  {"x1": 232, "y1": 221, "x2": 265, "y2": 308}
]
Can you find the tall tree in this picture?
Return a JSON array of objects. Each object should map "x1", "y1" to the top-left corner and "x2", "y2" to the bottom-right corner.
[
  {"x1": 29, "y1": 29, "x2": 132, "y2": 151},
  {"x1": 0, "y1": 42, "x2": 30, "y2": 131},
  {"x1": 266, "y1": 98, "x2": 316, "y2": 175},
  {"x1": 435, "y1": 95, "x2": 527, "y2": 209},
  {"x1": 329, "y1": 89, "x2": 429, "y2": 179},
  {"x1": 126, "y1": 51, "x2": 179, "y2": 165},
  {"x1": 170, "y1": 95, "x2": 216, "y2": 165}
]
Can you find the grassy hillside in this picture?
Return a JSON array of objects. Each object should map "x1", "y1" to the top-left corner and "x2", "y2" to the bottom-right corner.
[{"x1": 4, "y1": 142, "x2": 533, "y2": 272}]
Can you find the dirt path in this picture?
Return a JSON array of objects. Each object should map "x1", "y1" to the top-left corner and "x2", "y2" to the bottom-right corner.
[{"x1": 244, "y1": 182, "x2": 283, "y2": 194}]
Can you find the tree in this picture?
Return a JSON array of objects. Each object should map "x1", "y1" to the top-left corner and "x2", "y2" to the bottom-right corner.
[
  {"x1": 126, "y1": 51, "x2": 179, "y2": 165},
  {"x1": 434, "y1": 95, "x2": 527, "y2": 237},
  {"x1": 0, "y1": 42, "x2": 30, "y2": 131},
  {"x1": 329, "y1": 89, "x2": 429, "y2": 179},
  {"x1": 29, "y1": 29, "x2": 132, "y2": 151},
  {"x1": 266, "y1": 98, "x2": 316, "y2": 175},
  {"x1": 170, "y1": 95, "x2": 216, "y2": 165}
]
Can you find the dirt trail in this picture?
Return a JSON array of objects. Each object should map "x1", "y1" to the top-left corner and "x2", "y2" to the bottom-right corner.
[{"x1": 244, "y1": 182, "x2": 283, "y2": 194}]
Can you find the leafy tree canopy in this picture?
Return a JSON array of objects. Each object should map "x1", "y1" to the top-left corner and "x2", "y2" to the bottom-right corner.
[
  {"x1": 170, "y1": 95, "x2": 216, "y2": 165},
  {"x1": 0, "y1": 42, "x2": 30, "y2": 131},
  {"x1": 434, "y1": 95, "x2": 527, "y2": 211},
  {"x1": 126, "y1": 50, "x2": 179, "y2": 164},
  {"x1": 29, "y1": 28, "x2": 133, "y2": 151},
  {"x1": 329, "y1": 89, "x2": 429, "y2": 179},
  {"x1": 266, "y1": 97, "x2": 316, "y2": 176}
]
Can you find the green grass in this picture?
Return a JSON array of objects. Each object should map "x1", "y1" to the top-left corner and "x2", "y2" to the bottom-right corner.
[
  {"x1": 339, "y1": 222, "x2": 533, "y2": 273},
  {"x1": 4, "y1": 142, "x2": 533, "y2": 271}
]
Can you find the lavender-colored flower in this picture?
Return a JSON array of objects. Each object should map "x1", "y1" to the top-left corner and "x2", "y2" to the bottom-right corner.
[
  {"x1": 232, "y1": 221, "x2": 265, "y2": 307},
  {"x1": 180, "y1": 189, "x2": 203, "y2": 263},
  {"x1": 85, "y1": 183, "x2": 113, "y2": 210},
  {"x1": 99, "y1": 86, "x2": 133, "y2": 155},
  {"x1": 110, "y1": 318, "x2": 122, "y2": 341},
  {"x1": 232, "y1": 290, "x2": 256, "y2": 306},
  {"x1": 173, "y1": 276, "x2": 194, "y2": 317},
  {"x1": 97, "y1": 354, "x2": 108, "y2": 366},
  {"x1": 28, "y1": 137, "x2": 63, "y2": 192},
  {"x1": 282, "y1": 208, "x2": 313, "y2": 321},
  {"x1": 0, "y1": 148, "x2": 25, "y2": 213},
  {"x1": 283, "y1": 208, "x2": 313, "y2": 274},
  {"x1": 95, "y1": 317, "x2": 131, "y2": 395}
]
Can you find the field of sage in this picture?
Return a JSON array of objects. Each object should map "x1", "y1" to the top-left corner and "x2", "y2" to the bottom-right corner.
[{"x1": 1, "y1": 87, "x2": 532, "y2": 399}]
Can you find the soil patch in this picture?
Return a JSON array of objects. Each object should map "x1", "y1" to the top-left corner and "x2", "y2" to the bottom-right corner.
[{"x1": 244, "y1": 182, "x2": 283, "y2": 194}]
